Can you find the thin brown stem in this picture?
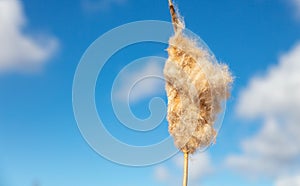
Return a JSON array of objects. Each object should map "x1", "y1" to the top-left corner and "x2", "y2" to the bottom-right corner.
[
  {"x1": 168, "y1": 0, "x2": 179, "y2": 32},
  {"x1": 182, "y1": 152, "x2": 189, "y2": 186}
]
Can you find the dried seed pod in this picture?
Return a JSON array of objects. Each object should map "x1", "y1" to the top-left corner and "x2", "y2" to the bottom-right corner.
[{"x1": 164, "y1": 0, "x2": 233, "y2": 154}]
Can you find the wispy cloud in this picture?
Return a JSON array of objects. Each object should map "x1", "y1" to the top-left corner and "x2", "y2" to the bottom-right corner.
[
  {"x1": 154, "y1": 152, "x2": 214, "y2": 186},
  {"x1": 154, "y1": 166, "x2": 171, "y2": 182},
  {"x1": 289, "y1": 0, "x2": 300, "y2": 18},
  {"x1": 113, "y1": 59, "x2": 165, "y2": 104},
  {"x1": 226, "y1": 42, "x2": 300, "y2": 182},
  {"x1": 275, "y1": 174, "x2": 300, "y2": 186},
  {"x1": 236, "y1": 42, "x2": 300, "y2": 119},
  {"x1": 82, "y1": 0, "x2": 127, "y2": 13},
  {"x1": 0, "y1": 0, "x2": 59, "y2": 73}
]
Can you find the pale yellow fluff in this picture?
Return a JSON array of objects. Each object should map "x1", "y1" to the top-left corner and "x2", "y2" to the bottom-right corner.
[{"x1": 164, "y1": 5, "x2": 232, "y2": 154}]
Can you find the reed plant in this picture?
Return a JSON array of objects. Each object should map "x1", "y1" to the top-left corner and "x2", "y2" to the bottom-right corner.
[{"x1": 164, "y1": 1, "x2": 233, "y2": 185}]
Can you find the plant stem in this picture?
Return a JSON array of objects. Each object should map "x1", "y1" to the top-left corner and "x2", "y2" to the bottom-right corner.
[
  {"x1": 168, "y1": 0, "x2": 179, "y2": 32},
  {"x1": 182, "y1": 152, "x2": 189, "y2": 186}
]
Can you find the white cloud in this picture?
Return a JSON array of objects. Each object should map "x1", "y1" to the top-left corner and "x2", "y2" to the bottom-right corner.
[
  {"x1": 275, "y1": 174, "x2": 300, "y2": 186},
  {"x1": 227, "y1": 42, "x2": 300, "y2": 180},
  {"x1": 82, "y1": 0, "x2": 127, "y2": 12},
  {"x1": 0, "y1": 0, "x2": 58, "y2": 73},
  {"x1": 113, "y1": 59, "x2": 165, "y2": 103},
  {"x1": 154, "y1": 152, "x2": 214, "y2": 186},
  {"x1": 226, "y1": 118, "x2": 300, "y2": 178},
  {"x1": 154, "y1": 166, "x2": 171, "y2": 182},
  {"x1": 236, "y1": 42, "x2": 300, "y2": 119},
  {"x1": 291, "y1": 0, "x2": 300, "y2": 17}
]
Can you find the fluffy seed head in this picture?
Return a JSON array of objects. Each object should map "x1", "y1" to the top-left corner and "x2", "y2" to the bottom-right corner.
[{"x1": 164, "y1": 5, "x2": 233, "y2": 154}]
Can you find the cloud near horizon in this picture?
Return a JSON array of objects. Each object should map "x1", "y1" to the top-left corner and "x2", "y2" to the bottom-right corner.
[
  {"x1": 0, "y1": 0, "x2": 58, "y2": 73},
  {"x1": 226, "y1": 42, "x2": 300, "y2": 184}
]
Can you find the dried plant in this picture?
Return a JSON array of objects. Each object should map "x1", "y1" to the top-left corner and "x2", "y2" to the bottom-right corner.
[{"x1": 164, "y1": 0, "x2": 233, "y2": 185}]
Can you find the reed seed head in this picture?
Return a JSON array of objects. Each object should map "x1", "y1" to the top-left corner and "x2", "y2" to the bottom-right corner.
[{"x1": 164, "y1": 3, "x2": 233, "y2": 154}]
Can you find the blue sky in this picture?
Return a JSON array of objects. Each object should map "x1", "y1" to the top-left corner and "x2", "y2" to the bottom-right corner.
[{"x1": 1, "y1": 0, "x2": 300, "y2": 186}]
